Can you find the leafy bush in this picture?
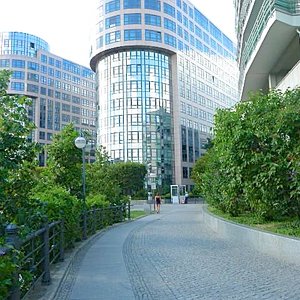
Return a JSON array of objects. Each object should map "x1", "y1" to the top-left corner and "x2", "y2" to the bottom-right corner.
[
  {"x1": 86, "y1": 194, "x2": 109, "y2": 209},
  {"x1": 193, "y1": 89, "x2": 300, "y2": 220},
  {"x1": 31, "y1": 186, "x2": 81, "y2": 248},
  {"x1": 0, "y1": 252, "x2": 15, "y2": 299}
]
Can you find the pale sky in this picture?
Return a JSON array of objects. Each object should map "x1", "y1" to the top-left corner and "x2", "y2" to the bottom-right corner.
[{"x1": 0, "y1": 0, "x2": 236, "y2": 68}]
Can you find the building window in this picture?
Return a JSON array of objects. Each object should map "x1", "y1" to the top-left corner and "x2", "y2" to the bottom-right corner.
[
  {"x1": 11, "y1": 59, "x2": 25, "y2": 68},
  {"x1": 144, "y1": 0, "x2": 161, "y2": 11},
  {"x1": 27, "y1": 61, "x2": 39, "y2": 71},
  {"x1": 181, "y1": 126, "x2": 187, "y2": 162},
  {"x1": 145, "y1": 30, "x2": 161, "y2": 42},
  {"x1": 188, "y1": 128, "x2": 194, "y2": 163},
  {"x1": 124, "y1": 0, "x2": 140, "y2": 9},
  {"x1": 27, "y1": 72, "x2": 39, "y2": 82},
  {"x1": 164, "y1": 3, "x2": 175, "y2": 17},
  {"x1": 164, "y1": 18, "x2": 176, "y2": 33},
  {"x1": 124, "y1": 29, "x2": 142, "y2": 41},
  {"x1": 183, "y1": 167, "x2": 188, "y2": 178},
  {"x1": 11, "y1": 71, "x2": 24, "y2": 80},
  {"x1": 105, "y1": 15, "x2": 121, "y2": 29},
  {"x1": 105, "y1": 0, "x2": 120, "y2": 13},
  {"x1": 97, "y1": 36, "x2": 104, "y2": 48},
  {"x1": 177, "y1": 11, "x2": 182, "y2": 23},
  {"x1": 10, "y1": 82, "x2": 24, "y2": 91},
  {"x1": 27, "y1": 84, "x2": 39, "y2": 93},
  {"x1": 164, "y1": 33, "x2": 176, "y2": 48},
  {"x1": 183, "y1": 1, "x2": 188, "y2": 13},
  {"x1": 39, "y1": 131, "x2": 45, "y2": 140},
  {"x1": 124, "y1": 13, "x2": 141, "y2": 25},
  {"x1": 145, "y1": 14, "x2": 161, "y2": 26},
  {"x1": 105, "y1": 31, "x2": 121, "y2": 44},
  {"x1": 0, "y1": 59, "x2": 10, "y2": 67}
]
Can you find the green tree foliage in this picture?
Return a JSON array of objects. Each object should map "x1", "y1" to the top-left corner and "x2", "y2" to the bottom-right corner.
[
  {"x1": 87, "y1": 152, "x2": 147, "y2": 203},
  {"x1": 192, "y1": 89, "x2": 300, "y2": 220},
  {"x1": 31, "y1": 186, "x2": 81, "y2": 247},
  {"x1": 46, "y1": 123, "x2": 82, "y2": 197},
  {"x1": 109, "y1": 162, "x2": 147, "y2": 197},
  {"x1": 86, "y1": 147, "x2": 121, "y2": 203},
  {"x1": 0, "y1": 70, "x2": 40, "y2": 225}
]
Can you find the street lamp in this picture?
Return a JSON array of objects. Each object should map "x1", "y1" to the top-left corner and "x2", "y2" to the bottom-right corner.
[{"x1": 75, "y1": 136, "x2": 88, "y2": 240}]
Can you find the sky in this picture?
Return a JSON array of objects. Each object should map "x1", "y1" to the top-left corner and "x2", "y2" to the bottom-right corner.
[{"x1": 0, "y1": 0, "x2": 236, "y2": 68}]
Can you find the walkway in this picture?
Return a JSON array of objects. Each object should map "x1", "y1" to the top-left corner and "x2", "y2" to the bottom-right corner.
[{"x1": 54, "y1": 204, "x2": 300, "y2": 300}]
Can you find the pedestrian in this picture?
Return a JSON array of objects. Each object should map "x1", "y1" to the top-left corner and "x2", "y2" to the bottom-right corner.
[
  {"x1": 184, "y1": 191, "x2": 189, "y2": 204},
  {"x1": 155, "y1": 193, "x2": 161, "y2": 213}
]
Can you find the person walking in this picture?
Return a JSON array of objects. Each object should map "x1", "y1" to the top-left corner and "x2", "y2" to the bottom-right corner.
[
  {"x1": 184, "y1": 191, "x2": 189, "y2": 204},
  {"x1": 155, "y1": 193, "x2": 161, "y2": 213}
]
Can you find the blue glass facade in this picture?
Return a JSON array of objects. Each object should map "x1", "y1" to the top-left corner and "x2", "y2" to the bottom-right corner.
[
  {"x1": 90, "y1": 0, "x2": 238, "y2": 191},
  {"x1": 0, "y1": 32, "x2": 49, "y2": 57},
  {"x1": 0, "y1": 32, "x2": 96, "y2": 166}
]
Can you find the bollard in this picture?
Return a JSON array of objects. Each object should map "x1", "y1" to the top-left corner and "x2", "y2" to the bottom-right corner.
[{"x1": 5, "y1": 224, "x2": 21, "y2": 300}]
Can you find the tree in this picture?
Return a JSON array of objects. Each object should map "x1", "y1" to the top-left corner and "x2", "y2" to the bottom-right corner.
[
  {"x1": 87, "y1": 156, "x2": 147, "y2": 203},
  {"x1": 193, "y1": 89, "x2": 300, "y2": 220},
  {"x1": 46, "y1": 123, "x2": 82, "y2": 197},
  {"x1": 109, "y1": 162, "x2": 147, "y2": 197},
  {"x1": 0, "y1": 70, "x2": 40, "y2": 223},
  {"x1": 86, "y1": 146, "x2": 121, "y2": 203}
]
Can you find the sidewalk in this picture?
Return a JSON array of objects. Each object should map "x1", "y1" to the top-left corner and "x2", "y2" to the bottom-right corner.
[
  {"x1": 54, "y1": 217, "x2": 157, "y2": 300},
  {"x1": 26, "y1": 204, "x2": 300, "y2": 300}
]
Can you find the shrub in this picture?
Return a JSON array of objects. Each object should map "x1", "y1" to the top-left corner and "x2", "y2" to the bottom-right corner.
[{"x1": 31, "y1": 186, "x2": 81, "y2": 248}]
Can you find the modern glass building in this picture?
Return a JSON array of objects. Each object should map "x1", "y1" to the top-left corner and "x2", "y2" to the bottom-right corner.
[
  {"x1": 235, "y1": 0, "x2": 300, "y2": 99},
  {"x1": 0, "y1": 32, "x2": 96, "y2": 165},
  {"x1": 90, "y1": 0, "x2": 238, "y2": 192}
]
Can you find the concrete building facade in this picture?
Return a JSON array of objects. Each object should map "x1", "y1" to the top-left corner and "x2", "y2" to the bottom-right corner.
[
  {"x1": 0, "y1": 32, "x2": 96, "y2": 165},
  {"x1": 90, "y1": 0, "x2": 238, "y2": 193},
  {"x1": 235, "y1": 0, "x2": 300, "y2": 99}
]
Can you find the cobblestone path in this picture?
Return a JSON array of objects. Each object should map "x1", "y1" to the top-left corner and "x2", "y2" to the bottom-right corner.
[{"x1": 124, "y1": 205, "x2": 300, "y2": 300}]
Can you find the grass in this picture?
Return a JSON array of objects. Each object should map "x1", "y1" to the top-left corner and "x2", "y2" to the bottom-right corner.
[
  {"x1": 207, "y1": 206, "x2": 300, "y2": 238},
  {"x1": 130, "y1": 210, "x2": 146, "y2": 219}
]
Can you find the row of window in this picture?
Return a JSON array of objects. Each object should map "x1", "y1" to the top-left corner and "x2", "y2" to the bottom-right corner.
[
  {"x1": 104, "y1": 14, "x2": 176, "y2": 30},
  {"x1": 0, "y1": 58, "x2": 95, "y2": 80},
  {"x1": 10, "y1": 80, "x2": 95, "y2": 100},
  {"x1": 180, "y1": 102, "x2": 213, "y2": 123},
  {"x1": 9, "y1": 70, "x2": 95, "y2": 90},
  {"x1": 100, "y1": 0, "x2": 235, "y2": 54},
  {"x1": 105, "y1": 0, "x2": 161, "y2": 13},
  {"x1": 97, "y1": 29, "x2": 176, "y2": 46},
  {"x1": 97, "y1": 28, "x2": 229, "y2": 59}
]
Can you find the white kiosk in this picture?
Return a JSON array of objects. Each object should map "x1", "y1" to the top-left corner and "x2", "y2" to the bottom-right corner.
[{"x1": 170, "y1": 185, "x2": 186, "y2": 204}]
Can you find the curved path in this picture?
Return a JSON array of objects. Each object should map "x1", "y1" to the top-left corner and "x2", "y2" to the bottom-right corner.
[{"x1": 55, "y1": 204, "x2": 300, "y2": 300}]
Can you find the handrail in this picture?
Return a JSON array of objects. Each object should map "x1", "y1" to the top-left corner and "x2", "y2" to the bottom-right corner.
[{"x1": 1, "y1": 202, "x2": 131, "y2": 300}]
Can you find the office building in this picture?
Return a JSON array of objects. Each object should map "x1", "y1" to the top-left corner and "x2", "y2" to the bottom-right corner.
[
  {"x1": 235, "y1": 0, "x2": 300, "y2": 99},
  {"x1": 90, "y1": 0, "x2": 238, "y2": 192},
  {"x1": 0, "y1": 32, "x2": 96, "y2": 165}
]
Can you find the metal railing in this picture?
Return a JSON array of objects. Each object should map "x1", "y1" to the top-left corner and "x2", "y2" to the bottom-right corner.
[{"x1": 1, "y1": 203, "x2": 130, "y2": 300}]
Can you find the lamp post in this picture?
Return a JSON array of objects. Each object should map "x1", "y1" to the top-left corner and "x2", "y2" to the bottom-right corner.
[{"x1": 75, "y1": 136, "x2": 88, "y2": 240}]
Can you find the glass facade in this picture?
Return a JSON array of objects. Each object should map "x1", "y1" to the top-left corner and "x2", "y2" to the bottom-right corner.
[
  {"x1": 0, "y1": 32, "x2": 49, "y2": 57},
  {"x1": 91, "y1": 0, "x2": 238, "y2": 191},
  {"x1": 97, "y1": 50, "x2": 173, "y2": 191},
  {"x1": 0, "y1": 32, "x2": 96, "y2": 166}
]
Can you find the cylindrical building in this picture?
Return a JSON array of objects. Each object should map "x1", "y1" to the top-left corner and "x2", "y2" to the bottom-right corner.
[
  {"x1": 0, "y1": 32, "x2": 96, "y2": 165},
  {"x1": 90, "y1": 0, "x2": 238, "y2": 193}
]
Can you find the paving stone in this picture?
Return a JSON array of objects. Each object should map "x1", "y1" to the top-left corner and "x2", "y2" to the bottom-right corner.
[{"x1": 55, "y1": 204, "x2": 300, "y2": 300}]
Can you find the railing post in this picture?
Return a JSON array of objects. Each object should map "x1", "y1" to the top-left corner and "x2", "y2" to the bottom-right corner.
[
  {"x1": 42, "y1": 222, "x2": 51, "y2": 285},
  {"x1": 128, "y1": 201, "x2": 131, "y2": 220},
  {"x1": 92, "y1": 209, "x2": 96, "y2": 234},
  {"x1": 6, "y1": 224, "x2": 21, "y2": 300},
  {"x1": 59, "y1": 220, "x2": 65, "y2": 262}
]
